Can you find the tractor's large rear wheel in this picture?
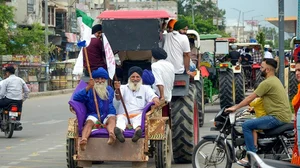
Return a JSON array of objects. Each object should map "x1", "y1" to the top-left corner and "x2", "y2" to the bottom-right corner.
[
  {"x1": 289, "y1": 71, "x2": 297, "y2": 99},
  {"x1": 195, "y1": 78, "x2": 205, "y2": 127},
  {"x1": 219, "y1": 69, "x2": 234, "y2": 109},
  {"x1": 171, "y1": 84, "x2": 199, "y2": 163},
  {"x1": 235, "y1": 70, "x2": 245, "y2": 104},
  {"x1": 254, "y1": 69, "x2": 264, "y2": 87}
]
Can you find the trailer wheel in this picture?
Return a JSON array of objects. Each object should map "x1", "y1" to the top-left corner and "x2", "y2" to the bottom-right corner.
[
  {"x1": 66, "y1": 138, "x2": 81, "y2": 168},
  {"x1": 154, "y1": 125, "x2": 172, "y2": 168},
  {"x1": 171, "y1": 84, "x2": 199, "y2": 163}
]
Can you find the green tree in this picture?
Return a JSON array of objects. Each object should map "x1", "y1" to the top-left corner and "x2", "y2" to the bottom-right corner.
[
  {"x1": 0, "y1": 1, "x2": 54, "y2": 61},
  {"x1": 256, "y1": 31, "x2": 266, "y2": 50},
  {"x1": 166, "y1": 0, "x2": 227, "y2": 35}
]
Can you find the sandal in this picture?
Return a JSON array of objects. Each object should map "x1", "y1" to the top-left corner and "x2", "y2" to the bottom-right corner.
[
  {"x1": 236, "y1": 158, "x2": 249, "y2": 167},
  {"x1": 107, "y1": 132, "x2": 116, "y2": 145},
  {"x1": 132, "y1": 129, "x2": 142, "y2": 142},
  {"x1": 114, "y1": 127, "x2": 125, "y2": 143},
  {"x1": 79, "y1": 138, "x2": 87, "y2": 151}
]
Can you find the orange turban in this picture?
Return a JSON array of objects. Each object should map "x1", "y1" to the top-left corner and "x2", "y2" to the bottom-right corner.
[{"x1": 167, "y1": 19, "x2": 177, "y2": 29}]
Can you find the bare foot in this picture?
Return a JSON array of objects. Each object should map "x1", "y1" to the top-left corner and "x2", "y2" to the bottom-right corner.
[
  {"x1": 79, "y1": 138, "x2": 87, "y2": 151},
  {"x1": 107, "y1": 132, "x2": 116, "y2": 145}
]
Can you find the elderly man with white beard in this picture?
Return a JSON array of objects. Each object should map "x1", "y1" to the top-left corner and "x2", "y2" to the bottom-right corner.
[
  {"x1": 73, "y1": 67, "x2": 116, "y2": 151},
  {"x1": 114, "y1": 66, "x2": 160, "y2": 143}
]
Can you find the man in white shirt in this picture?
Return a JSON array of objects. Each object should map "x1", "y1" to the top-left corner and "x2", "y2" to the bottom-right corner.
[
  {"x1": 163, "y1": 20, "x2": 193, "y2": 75},
  {"x1": 0, "y1": 66, "x2": 30, "y2": 109},
  {"x1": 114, "y1": 66, "x2": 159, "y2": 143},
  {"x1": 151, "y1": 48, "x2": 175, "y2": 102},
  {"x1": 264, "y1": 48, "x2": 273, "y2": 59}
]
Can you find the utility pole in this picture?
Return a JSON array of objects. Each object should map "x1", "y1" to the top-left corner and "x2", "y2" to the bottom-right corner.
[
  {"x1": 156, "y1": 0, "x2": 159, "y2": 10},
  {"x1": 45, "y1": 0, "x2": 48, "y2": 63},
  {"x1": 278, "y1": 0, "x2": 284, "y2": 84},
  {"x1": 192, "y1": 0, "x2": 194, "y2": 25},
  {"x1": 242, "y1": 10, "x2": 254, "y2": 42}
]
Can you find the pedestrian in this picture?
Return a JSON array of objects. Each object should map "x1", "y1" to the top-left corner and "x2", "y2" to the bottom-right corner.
[
  {"x1": 151, "y1": 47, "x2": 175, "y2": 102},
  {"x1": 163, "y1": 20, "x2": 193, "y2": 76},
  {"x1": 114, "y1": 66, "x2": 159, "y2": 143},
  {"x1": 73, "y1": 67, "x2": 117, "y2": 150},
  {"x1": 291, "y1": 60, "x2": 300, "y2": 165},
  {"x1": 83, "y1": 24, "x2": 107, "y2": 76}
]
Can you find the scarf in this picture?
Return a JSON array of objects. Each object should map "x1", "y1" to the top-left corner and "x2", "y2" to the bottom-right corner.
[{"x1": 291, "y1": 84, "x2": 300, "y2": 165}]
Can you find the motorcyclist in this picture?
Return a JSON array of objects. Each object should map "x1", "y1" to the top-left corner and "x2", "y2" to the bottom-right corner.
[
  {"x1": 0, "y1": 66, "x2": 30, "y2": 112},
  {"x1": 226, "y1": 58, "x2": 292, "y2": 166}
]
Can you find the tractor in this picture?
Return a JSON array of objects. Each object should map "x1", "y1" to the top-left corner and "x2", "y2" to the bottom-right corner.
[
  {"x1": 66, "y1": 10, "x2": 202, "y2": 168},
  {"x1": 199, "y1": 35, "x2": 245, "y2": 109}
]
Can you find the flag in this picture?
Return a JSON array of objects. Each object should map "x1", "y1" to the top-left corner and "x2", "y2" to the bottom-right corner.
[
  {"x1": 102, "y1": 33, "x2": 116, "y2": 79},
  {"x1": 72, "y1": 9, "x2": 94, "y2": 75}
]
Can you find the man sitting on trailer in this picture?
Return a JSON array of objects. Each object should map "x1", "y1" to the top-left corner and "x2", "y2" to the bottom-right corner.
[
  {"x1": 114, "y1": 66, "x2": 160, "y2": 143},
  {"x1": 73, "y1": 67, "x2": 116, "y2": 150}
]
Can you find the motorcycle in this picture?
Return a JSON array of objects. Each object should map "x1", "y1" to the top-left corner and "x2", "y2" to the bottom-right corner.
[
  {"x1": 247, "y1": 151, "x2": 300, "y2": 168},
  {"x1": 0, "y1": 103, "x2": 23, "y2": 138},
  {"x1": 192, "y1": 107, "x2": 295, "y2": 168}
]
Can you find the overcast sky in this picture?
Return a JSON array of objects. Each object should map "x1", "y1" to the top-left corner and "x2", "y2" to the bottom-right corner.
[{"x1": 218, "y1": 0, "x2": 298, "y2": 30}]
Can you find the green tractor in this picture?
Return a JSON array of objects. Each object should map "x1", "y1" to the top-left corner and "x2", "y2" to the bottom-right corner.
[{"x1": 199, "y1": 35, "x2": 245, "y2": 109}]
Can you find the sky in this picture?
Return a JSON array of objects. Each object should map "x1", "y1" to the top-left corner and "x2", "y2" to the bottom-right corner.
[{"x1": 218, "y1": 0, "x2": 298, "y2": 31}]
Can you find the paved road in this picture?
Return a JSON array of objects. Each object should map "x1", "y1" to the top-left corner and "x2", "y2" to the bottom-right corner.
[{"x1": 0, "y1": 93, "x2": 242, "y2": 168}]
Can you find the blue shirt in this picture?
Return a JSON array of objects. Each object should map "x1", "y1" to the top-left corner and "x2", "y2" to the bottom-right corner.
[{"x1": 73, "y1": 86, "x2": 116, "y2": 122}]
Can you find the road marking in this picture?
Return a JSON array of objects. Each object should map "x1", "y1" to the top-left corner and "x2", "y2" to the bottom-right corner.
[
  {"x1": 38, "y1": 150, "x2": 48, "y2": 153},
  {"x1": 8, "y1": 161, "x2": 19, "y2": 165},
  {"x1": 35, "y1": 120, "x2": 65, "y2": 125},
  {"x1": 29, "y1": 152, "x2": 39, "y2": 156},
  {"x1": 19, "y1": 157, "x2": 29, "y2": 161}
]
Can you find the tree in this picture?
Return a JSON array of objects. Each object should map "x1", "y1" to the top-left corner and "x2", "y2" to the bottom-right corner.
[
  {"x1": 165, "y1": 0, "x2": 227, "y2": 36},
  {"x1": 0, "y1": 1, "x2": 54, "y2": 61},
  {"x1": 256, "y1": 31, "x2": 266, "y2": 50}
]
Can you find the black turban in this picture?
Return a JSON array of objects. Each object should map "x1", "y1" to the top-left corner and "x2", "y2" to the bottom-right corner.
[
  {"x1": 173, "y1": 20, "x2": 188, "y2": 31},
  {"x1": 128, "y1": 66, "x2": 143, "y2": 78},
  {"x1": 92, "y1": 24, "x2": 102, "y2": 34},
  {"x1": 151, "y1": 48, "x2": 167, "y2": 60}
]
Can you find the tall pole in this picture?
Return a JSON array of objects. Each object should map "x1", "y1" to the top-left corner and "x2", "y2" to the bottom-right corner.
[
  {"x1": 156, "y1": 0, "x2": 159, "y2": 10},
  {"x1": 242, "y1": 10, "x2": 254, "y2": 42},
  {"x1": 45, "y1": 0, "x2": 48, "y2": 63},
  {"x1": 237, "y1": 11, "x2": 241, "y2": 42},
  {"x1": 192, "y1": 0, "x2": 194, "y2": 25},
  {"x1": 278, "y1": 0, "x2": 285, "y2": 85},
  {"x1": 104, "y1": 0, "x2": 110, "y2": 10}
]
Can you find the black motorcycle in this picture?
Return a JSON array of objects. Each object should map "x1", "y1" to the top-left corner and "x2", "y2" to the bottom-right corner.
[
  {"x1": 247, "y1": 151, "x2": 300, "y2": 168},
  {"x1": 192, "y1": 107, "x2": 295, "y2": 168},
  {"x1": 0, "y1": 103, "x2": 23, "y2": 138}
]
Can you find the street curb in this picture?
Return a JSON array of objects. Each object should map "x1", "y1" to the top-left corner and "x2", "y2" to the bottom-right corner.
[{"x1": 29, "y1": 89, "x2": 75, "y2": 98}]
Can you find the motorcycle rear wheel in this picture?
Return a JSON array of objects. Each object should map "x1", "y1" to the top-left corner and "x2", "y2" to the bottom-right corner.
[
  {"x1": 5, "y1": 123, "x2": 14, "y2": 138},
  {"x1": 192, "y1": 139, "x2": 232, "y2": 168}
]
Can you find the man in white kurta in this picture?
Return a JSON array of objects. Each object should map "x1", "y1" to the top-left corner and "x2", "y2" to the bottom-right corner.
[
  {"x1": 151, "y1": 48, "x2": 175, "y2": 102},
  {"x1": 114, "y1": 66, "x2": 159, "y2": 143}
]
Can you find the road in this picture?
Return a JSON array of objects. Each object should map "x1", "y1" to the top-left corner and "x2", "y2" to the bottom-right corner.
[{"x1": 0, "y1": 93, "x2": 242, "y2": 168}]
